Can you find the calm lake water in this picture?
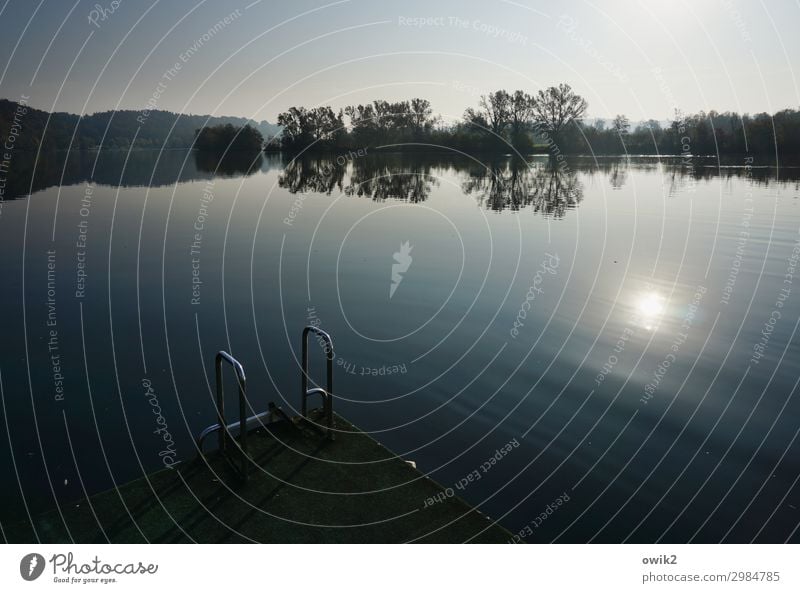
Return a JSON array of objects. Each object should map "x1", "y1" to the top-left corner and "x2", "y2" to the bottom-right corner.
[{"x1": 1, "y1": 149, "x2": 799, "y2": 542}]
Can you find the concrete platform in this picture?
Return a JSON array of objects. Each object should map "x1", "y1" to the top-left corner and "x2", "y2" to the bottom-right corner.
[{"x1": 5, "y1": 412, "x2": 512, "y2": 543}]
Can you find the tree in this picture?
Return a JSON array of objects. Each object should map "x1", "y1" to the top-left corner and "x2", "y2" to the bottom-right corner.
[
  {"x1": 372, "y1": 100, "x2": 401, "y2": 130},
  {"x1": 344, "y1": 98, "x2": 436, "y2": 146},
  {"x1": 277, "y1": 106, "x2": 344, "y2": 150},
  {"x1": 344, "y1": 103, "x2": 379, "y2": 145},
  {"x1": 194, "y1": 123, "x2": 263, "y2": 152},
  {"x1": 308, "y1": 106, "x2": 344, "y2": 145},
  {"x1": 409, "y1": 98, "x2": 436, "y2": 135},
  {"x1": 530, "y1": 83, "x2": 588, "y2": 144},
  {"x1": 508, "y1": 90, "x2": 535, "y2": 150},
  {"x1": 645, "y1": 119, "x2": 661, "y2": 132},
  {"x1": 612, "y1": 114, "x2": 630, "y2": 136},
  {"x1": 465, "y1": 90, "x2": 511, "y2": 137},
  {"x1": 463, "y1": 107, "x2": 488, "y2": 131},
  {"x1": 277, "y1": 106, "x2": 312, "y2": 147}
]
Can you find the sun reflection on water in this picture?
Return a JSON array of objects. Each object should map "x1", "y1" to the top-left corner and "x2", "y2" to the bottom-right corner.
[{"x1": 636, "y1": 291, "x2": 665, "y2": 331}]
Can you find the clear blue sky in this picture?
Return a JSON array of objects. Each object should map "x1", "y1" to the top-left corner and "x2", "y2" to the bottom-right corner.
[{"x1": 1, "y1": 0, "x2": 798, "y2": 122}]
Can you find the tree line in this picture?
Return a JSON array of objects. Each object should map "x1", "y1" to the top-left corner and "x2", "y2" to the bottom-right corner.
[
  {"x1": 581, "y1": 109, "x2": 800, "y2": 156},
  {"x1": 276, "y1": 85, "x2": 800, "y2": 157},
  {"x1": 3, "y1": 93, "x2": 799, "y2": 156},
  {"x1": 276, "y1": 85, "x2": 589, "y2": 154}
]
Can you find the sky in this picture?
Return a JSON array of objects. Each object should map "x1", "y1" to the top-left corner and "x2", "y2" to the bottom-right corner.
[{"x1": 0, "y1": 0, "x2": 798, "y2": 123}]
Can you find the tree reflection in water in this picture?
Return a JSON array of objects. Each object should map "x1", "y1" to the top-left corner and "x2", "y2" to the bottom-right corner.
[
  {"x1": 346, "y1": 156, "x2": 438, "y2": 202},
  {"x1": 3, "y1": 150, "x2": 795, "y2": 206},
  {"x1": 276, "y1": 153, "x2": 800, "y2": 216},
  {"x1": 461, "y1": 159, "x2": 583, "y2": 216},
  {"x1": 279, "y1": 154, "x2": 438, "y2": 202},
  {"x1": 278, "y1": 155, "x2": 346, "y2": 195},
  {"x1": 193, "y1": 150, "x2": 264, "y2": 177},
  {"x1": 279, "y1": 154, "x2": 583, "y2": 213}
]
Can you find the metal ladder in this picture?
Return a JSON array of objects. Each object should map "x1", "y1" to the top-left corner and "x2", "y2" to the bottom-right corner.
[
  {"x1": 195, "y1": 351, "x2": 257, "y2": 481},
  {"x1": 196, "y1": 351, "x2": 295, "y2": 481},
  {"x1": 301, "y1": 325, "x2": 335, "y2": 440},
  {"x1": 195, "y1": 326, "x2": 336, "y2": 480}
]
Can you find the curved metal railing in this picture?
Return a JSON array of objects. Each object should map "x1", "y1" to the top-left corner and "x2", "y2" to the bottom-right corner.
[
  {"x1": 196, "y1": 351, "x2": 250, "y2": 480},
  {"x1": 301, "y1": 326, "x2": 334, "y2": 438}
]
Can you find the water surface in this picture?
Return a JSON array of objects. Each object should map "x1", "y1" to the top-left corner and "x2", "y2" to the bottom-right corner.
[{"x1": 1, "y1": 149, "x2": 799, "y2": 543}]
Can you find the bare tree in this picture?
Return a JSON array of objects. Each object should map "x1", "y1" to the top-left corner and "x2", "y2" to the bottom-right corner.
[
  {"x1": 465, "y1": 90, "x2": 511, "y2": 137},
  {"x1": 530, "y1": 83, "x2": 588, "y2": 143}
]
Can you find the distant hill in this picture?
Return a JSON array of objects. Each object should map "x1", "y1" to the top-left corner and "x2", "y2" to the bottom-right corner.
[{"x1": 0, "y1": 99, "x2": 281, "y2": 150}]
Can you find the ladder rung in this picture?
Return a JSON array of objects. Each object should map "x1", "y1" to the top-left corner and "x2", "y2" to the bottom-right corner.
[{"x1": 197, "y1": 410, "x2": 274, "y2": 453}]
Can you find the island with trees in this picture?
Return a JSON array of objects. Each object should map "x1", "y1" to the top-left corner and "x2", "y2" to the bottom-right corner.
[
  {"x1": 275, "y1": 84, "x2": 800, "y2": 157},
  {"x1": 194, "y1": 123, "x2": 264, "y2": 153}
]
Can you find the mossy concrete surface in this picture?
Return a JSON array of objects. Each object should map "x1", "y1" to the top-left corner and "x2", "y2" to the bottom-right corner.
[{"x1": 6, "y1": 412, "x2": 511, "y2": 543}]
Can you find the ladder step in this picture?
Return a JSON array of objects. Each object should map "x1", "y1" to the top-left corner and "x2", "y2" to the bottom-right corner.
[{"x1": 197, "y1": 409, "x2": 282, "y2": 453}]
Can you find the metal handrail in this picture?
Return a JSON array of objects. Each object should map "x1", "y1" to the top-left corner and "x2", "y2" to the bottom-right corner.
[
  {"x1": 214, "y1": 350, "x2": 249, "y2": 480},
  {"x1": 302, "y1": 326, "x2": 334, "y2": 437},
  {"x1": 196, "y1": 410, "x2": 272, "y2": 453},
  {"x1": 196, "y1": 401, "x2": 294, "y2": 453}
]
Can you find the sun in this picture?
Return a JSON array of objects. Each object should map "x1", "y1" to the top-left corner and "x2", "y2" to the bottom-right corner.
[
  {"x1": 638, "y1": 293, "x2": 664, "y2": 316},
  {"x1": 636, "y1": 292, "x2": 665, "y2": 330}
]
